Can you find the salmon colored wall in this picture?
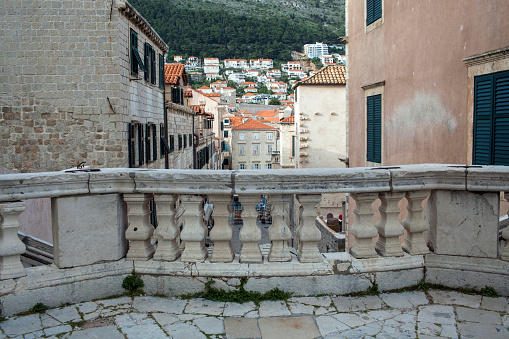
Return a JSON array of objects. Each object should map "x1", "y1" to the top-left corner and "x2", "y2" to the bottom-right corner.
[{"x1": 347, "y1": 0, "x2": 509, "y2": 167}]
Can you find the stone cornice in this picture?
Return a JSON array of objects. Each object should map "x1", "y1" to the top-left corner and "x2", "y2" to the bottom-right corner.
[
  {"x1": 462, "y1": 46, "x2": 509, "y2": 67},
  {"x1": 116, "y1": 0, "x2": 168, "y2": 53}
]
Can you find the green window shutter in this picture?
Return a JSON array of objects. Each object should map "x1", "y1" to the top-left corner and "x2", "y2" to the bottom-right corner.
[
  {"x1": 366, "y1": 0, "x2": 374, "y2": 25},
  {"x1": 367, "y1": 94, "x2": 382, "y2": 163},
  {"x1": 159, "y1": 54, "x2": 164, "y2": 89},
  {"x1": 366, "y1": 0, "x2": 382, "y2": 26},
  {"x1": 128, "y1": 122, "x2": 135, "y2": 168},
  {"x1": 144, "y1": 43, "x2": 150, "y2": 82},
  {"x1": 473, "y1": 74, "x2": 494, "y2": 165},
  {"x1": 130, "y1": 29, "x2": 145, "y2": 75},
  {"x1": 493, "y1": 72, "x2": 509, "y2": 165},
  {"x1": 292, "y1": 135, "x2": 296, "y2": 157},
  {"x1": 150, "y1": 48, "x2": 156, "y2": 85}
]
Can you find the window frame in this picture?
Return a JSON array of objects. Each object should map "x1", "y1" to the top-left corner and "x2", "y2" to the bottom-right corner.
[
  {"x1": 130, "y1": 29, "x2": 145, "y2": 77},
  {"x1": 239, "y1": 133, "x2": 245, "y2": 140},
  {"x1": 365, "y1": 0, "x2": 383, "y2": 32},
  {"x1": 239, "y1": 144, "x2": 245, "y2": 156},
  {"x1": 366, "y1": 94, "x2": 382, "y2": 164},
  {"x1": 253, "y1": 144, "x2": 260, "y2": 156}
]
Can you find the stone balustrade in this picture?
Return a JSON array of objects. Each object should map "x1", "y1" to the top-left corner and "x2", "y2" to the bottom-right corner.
[{"x1": 1, "y1": 164, "x2": 509, "y2": 316}]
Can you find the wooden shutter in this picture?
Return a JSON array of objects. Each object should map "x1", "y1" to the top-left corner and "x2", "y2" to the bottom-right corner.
[
  {"x1": 145, "y1": 124, "x2": 151, "y2": 163},
  {"x1": 366, "y1": 0, "x2": 374, "y2": 25},
  {"x1": 152, "y1": 124, "x2": 157, "y2": 160},
  {"x1": 367, "y1": 94, "x2": 382, "y2": 163},
  {"x1": 493, "y1": 72, "x2": 509, "y2": 165},
  {"x1": 128, "y1": 122, "x2": 135, "y2": 168},
  {"x1": 366, "y1": 0, "x2": 382, "y2": 25},
  {"x1": 473, "y1": 74, "x2": 494, "y2": 165},
  {"x1": 159, "y1": 54, "x2": 164, "y2": 89},
  {"x1": 150, "y1": 48, "x2": 156, "y2": 85},
  {"x1": 138, "y1": 124, "x2": 144, "y2": 165},
  {"x1": 144, "y1": 43, "x2": 150, "y2": 82}
]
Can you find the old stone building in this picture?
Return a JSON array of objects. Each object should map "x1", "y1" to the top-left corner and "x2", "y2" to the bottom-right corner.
[
  {"x1": 231, "y1": 119, "x2": 277, "y2": 170},
  {"x1": 0, "y1": 0, "x2": 171, "y2": 173}
]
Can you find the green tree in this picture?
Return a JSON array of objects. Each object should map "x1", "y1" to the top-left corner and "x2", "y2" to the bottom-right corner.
[{"x1": 269, "y1": 98, "x2": 281, "y2": 105}]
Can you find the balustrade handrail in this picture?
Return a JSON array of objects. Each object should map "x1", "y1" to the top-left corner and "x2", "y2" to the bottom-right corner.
[{"x1": 1, "y1": 164, "x2": 508, "y2": 202}]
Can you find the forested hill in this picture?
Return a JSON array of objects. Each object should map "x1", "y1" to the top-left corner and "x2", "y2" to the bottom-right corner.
[{"x1": 128, "y1": 0, "x2": 345, "y2": 61}]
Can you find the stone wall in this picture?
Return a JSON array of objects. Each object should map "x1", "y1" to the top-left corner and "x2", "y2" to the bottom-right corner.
[
  {"x1": 166, "y1": 103, "x2": 194, "y2": 169},
  {"x1": 0, "y1": 0, "x2": 167, "y2": 173},
  {"x1": 316, "y1": 217, "x2": 345, "y2": 253}
]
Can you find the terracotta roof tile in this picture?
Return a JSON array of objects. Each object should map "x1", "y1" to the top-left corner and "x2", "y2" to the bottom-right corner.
[
  {"x1": 279, "y1": 115, "x2": 295, "y2": 123},
  {"x1": 233, "y1": 119, "x2": 276, "y2": 130},
  {"x1": 254, "y1": 110, "x2": 279, "y2": 118},
  {"x1": 294, "y1": 64, "x2": 346, "y2": 87},
  {"x1": 205, "y1": 93, "x2": 221, "y2": 97},
  {"x1": 164, "y1": 63, "x2": 187, "y2": 85}
]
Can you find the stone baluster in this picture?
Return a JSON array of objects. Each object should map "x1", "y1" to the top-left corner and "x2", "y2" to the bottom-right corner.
[
  {"x1": 402, "y1": 191, "x2": 430, "y2": 255},
  {"x1": 296, "y1": 194, "x2": 323, "y2": 263},
  {"x1": 0, "y1": 202, "x2": 26, "y2": 280},
  {"x1": 375, "y1": 192, "x2": 405, "y2": 257},
  {"x1": 239, "y1": 194, "x2": 263, "y2": 263},
  {"x1": 268, "y1": 194, "x2": 292, "y2": 262},
  {"x1": 349, "y1": 193, "x2": 378, "y2": 258},
  {"x1": 209, "y1": 194, "x2": 234, "y2": 262},
  {"x1": 124, "y1": 194, "x2": 155, "y2": 261},
  {"x1": 180, "y1": 195, "x2": 207, "y2": 262},
  {"x1": 153, "y1": 194, "x2": 181, "y2": 261}
]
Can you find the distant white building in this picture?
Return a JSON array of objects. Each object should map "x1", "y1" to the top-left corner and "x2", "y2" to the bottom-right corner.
[
  {"x1": 224, "y1": 59, "x2": 248, "y2": 69},
  {"x1": 304, "y1": 42, "x2": 329, "y2": 59},
  {"x1": 203, "y1": 57, "x2": 220, "y2": 74},
  {"x1": 250, "y1": 59, "x2": 274, "y2": 69},
  {"x1": 228, "y1": 73, "x2": 245, "y2": 83}
]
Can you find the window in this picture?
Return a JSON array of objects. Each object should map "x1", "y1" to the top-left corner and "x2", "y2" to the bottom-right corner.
[
  {"x1": 144, "y1": 43, "x2": 156, "y2": 84},
  {"x1": 130, "y1": 29, "x2": 145, "y2": 76},
  {"x1": 128, "y1": 122, "x2": 136, "y2": 167},
  {"x1": 366, "y1": 94, "x2": 382, "y2": 163},
  {"x1": 239, "y1": 164, "x2": 246, "y2": 170},
  {"x1": 267, "y1": 144, "x2": 272, "y2": 154},
  {"x1": 184, "y1": 133, "x2": 187, "y2": 148},
  {"x1": 252, "y1": 163, "x2": 261, "y2": 170},
  {"x1": 267, "y1": 133, "x2": 273, "y2": 140},
  {"x1": 145, "y1": 123, "x2": 157, "y2": 163},
  {"x1": 239, "y1": 133, "x2": 245, "y2": 140},
  {"x1": 224, "y1": 131, "x2": 228, "y2": 138},
  {"x1": 266, "y1": 163, "x2": 272, "y2": 169},
  {"x1": 473, "y1": 70, "x2": 509, "y2": 165},
  {"x1": 178, "y1": 134, "x2": 183, "y2": 150},
  {"x1": 239, "y1": 144, "x2": 245, "y2": 156},
  {"x1": 189, "y1": 134, "x2": 193, "y2": 147},
  {"x1": 224, "y1": 118, "x2": 230, "y2": 125},
  {"x1": 253, "y1": 133, "x2": 259, "y2": 140},
  {"x1": 159, "y1": 54, "x2": 164, "y2": 89},
  {"x1": 292, "y1": 135, "x2": 296, "y2": 157},
  {"x1": 169, "y1": 135, "x2": 175, "y2": 153},
  {"x1": 366, "y1": 0, "x2": 382, "y2": 26},
  {"x1": 253, "y1": 144, "x2": 259, "y2": 155}
]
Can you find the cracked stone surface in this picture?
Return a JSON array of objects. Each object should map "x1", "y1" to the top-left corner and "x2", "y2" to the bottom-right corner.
[{"x1": 1, "y1": 289, "x2": 507, "y2": 338}]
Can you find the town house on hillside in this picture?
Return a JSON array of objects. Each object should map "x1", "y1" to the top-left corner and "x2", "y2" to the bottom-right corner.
[{"x1": 231, "y1": 119, "x2": 277, "y2": 170}]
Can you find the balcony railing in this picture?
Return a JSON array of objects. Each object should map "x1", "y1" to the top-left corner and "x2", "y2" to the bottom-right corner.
[{"x1": 0, "y1": 164, "x2": 508, "y2": 315}]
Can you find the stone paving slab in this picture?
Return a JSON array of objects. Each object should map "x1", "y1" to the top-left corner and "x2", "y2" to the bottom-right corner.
[
  {"x1": 258, "y1": 316, "x2": 320, "y2": 339},
  {"x1": 1, "y1": 289, "x2": 508, "y2": 339}
]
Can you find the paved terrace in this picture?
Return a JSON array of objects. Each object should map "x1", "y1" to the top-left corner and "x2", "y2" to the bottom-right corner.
[{"x1": 1, "y1": 290, "x2": 508, "y2": 338}]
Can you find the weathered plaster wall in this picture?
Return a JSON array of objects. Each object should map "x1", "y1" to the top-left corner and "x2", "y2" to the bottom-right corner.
[
  {"x1": 347, "y1": 0, "x2": 509, "y2": 167},
  {"x1": 295, "y1": 84, "x2": 347, "y2": 169}
]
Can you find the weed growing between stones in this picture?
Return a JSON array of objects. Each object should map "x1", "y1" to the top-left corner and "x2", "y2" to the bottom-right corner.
[
  {"x1": 481, "y1": 286, "x2": 498, "y2": 297},
  {"x1": 69, "y1": 320, "x2": 87, "y2": 329},
  {"x1": 122, "y1": 270, "x2": 145, "y2": 296},
  {"x1": 180, "y1": 278, "x2": 292, "y2": 304},
  {"x1": 15, "y1": 303, "x2": 49, "y2": 316}
]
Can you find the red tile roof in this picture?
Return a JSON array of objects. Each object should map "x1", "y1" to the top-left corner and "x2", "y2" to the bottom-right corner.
[
  {"x1": 205, "y1": 93, "x2": 221, "y2": 97},
  {"x1": 233, "y1": 119, "x2": 276, "y2": 130},
  {"x1": 294, "y1": 64, "x2": 346, "y2": 87},
  {"x1": 254, "y1": 109, "x2": 279, "y2": 118},
  {"x1": 164, "y1": 63, "x2": 187, "y2": 85},
  {"x1": 229, "y1": 116, "x2": 245, "y2": 127},
  {"x1": 279, "y1": 115, "x2": 295, "y2": 123}
]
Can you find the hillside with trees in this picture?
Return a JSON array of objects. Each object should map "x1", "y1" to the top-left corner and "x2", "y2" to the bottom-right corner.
[{"x1": 128, "y1": 0, "x2": 345, "y2": 61}]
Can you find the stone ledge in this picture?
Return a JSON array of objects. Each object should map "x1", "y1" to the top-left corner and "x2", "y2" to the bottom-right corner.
[
  {"x1": 425, "y1": 254, "x2": 509, "y2": 275},
  {"x1": 323, "y1": 252, "x2": 424, "y2": 274}
]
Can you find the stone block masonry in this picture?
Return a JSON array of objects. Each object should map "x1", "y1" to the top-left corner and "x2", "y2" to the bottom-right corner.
[{"x1": 0, "y1": 0, "x2": 168, "y2": 173}]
